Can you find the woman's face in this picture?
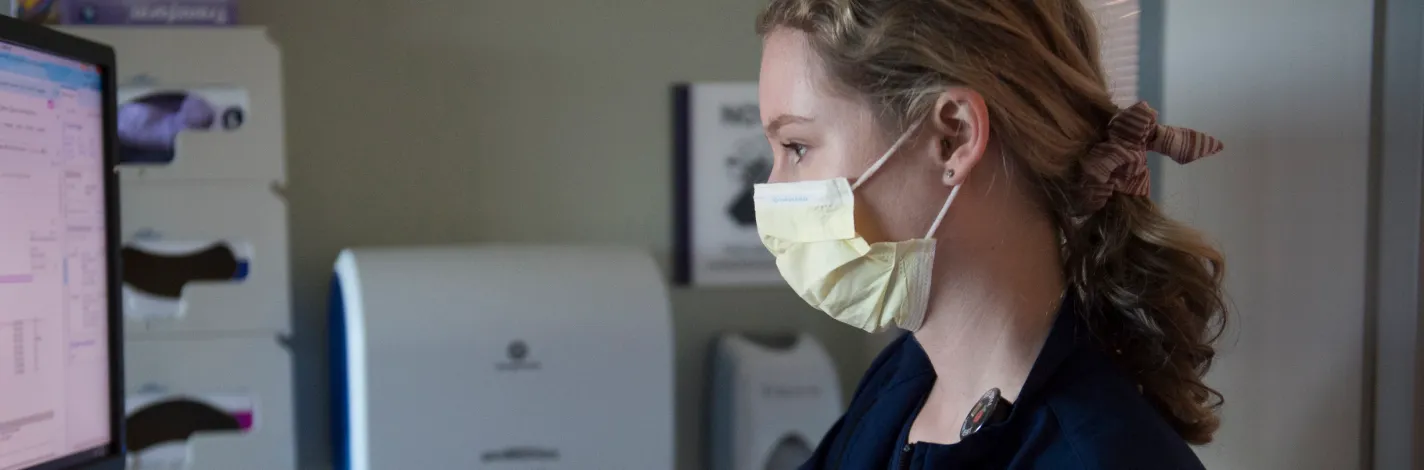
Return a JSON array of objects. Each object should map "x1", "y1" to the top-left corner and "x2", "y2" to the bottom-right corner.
[
  {"x1": 758, "y1": 29, "x2": 887, "y2": 185},
  {"x1": 758, "y1": 28, "x2": 956, "y2": 244}
]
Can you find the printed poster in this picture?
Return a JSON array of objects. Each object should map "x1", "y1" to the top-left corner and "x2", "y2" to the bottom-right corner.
[{"x1": 673, "y1": 83, "x2": 784, "y2": 287}]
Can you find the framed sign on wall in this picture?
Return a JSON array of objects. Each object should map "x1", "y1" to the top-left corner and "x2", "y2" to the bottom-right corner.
[{"x1": 672, "y1": 82, "x2": 784, "y2": 287}]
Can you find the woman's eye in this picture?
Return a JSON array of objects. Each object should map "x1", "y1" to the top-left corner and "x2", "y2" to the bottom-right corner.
[{"x1": 781, "y1": 143, "x2": 808, "y2": 163}]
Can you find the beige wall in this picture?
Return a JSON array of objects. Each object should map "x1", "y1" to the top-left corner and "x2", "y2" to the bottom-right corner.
[
  {"x1": 1161, "y1": 0, "x2": 1375, "y2": 468},
  {"x1": 240, "y1": 1, "x2": 869, "y2": 469}
]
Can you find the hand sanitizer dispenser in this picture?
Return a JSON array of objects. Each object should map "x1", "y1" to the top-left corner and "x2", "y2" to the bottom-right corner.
[
  {"x1": 329, "y1": 245, "x2": 675, "y2": 470},
  {"x1": 708, "y1": 332, "x2": 844, "y2": 470}
]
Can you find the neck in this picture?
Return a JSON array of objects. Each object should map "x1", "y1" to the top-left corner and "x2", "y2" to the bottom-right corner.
[{"x1": 909, "y1": 216, "x2": 1064, "y2": 441}]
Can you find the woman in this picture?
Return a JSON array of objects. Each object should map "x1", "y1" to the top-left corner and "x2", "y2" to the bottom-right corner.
[{"x1": 751, "y1": 1, "x2": 1226, "y2": 468}]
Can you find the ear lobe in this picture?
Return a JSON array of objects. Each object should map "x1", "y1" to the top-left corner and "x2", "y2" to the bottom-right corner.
[
  {"x1": 941, "y1": 166, "x2": 957, "y2": 186},
  {"x1": 932, "y1": 88, "x2": 990, "y2": 187}
]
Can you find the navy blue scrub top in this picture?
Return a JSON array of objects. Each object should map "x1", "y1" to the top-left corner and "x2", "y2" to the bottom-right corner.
[{"x1": 801, "y1": 298, "x2": 1207, "y2": 470}]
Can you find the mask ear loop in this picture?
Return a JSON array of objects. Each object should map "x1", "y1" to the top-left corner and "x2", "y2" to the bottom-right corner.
[
  {"x1": 847, "y1": 119, "x2": 958, "y2": 239},
  {"x1": 851, "y1": 120, "x2": 924, "y2": 191},
  {"x1": 924, "y1": 184, "x2": 962, "y2": 239}
]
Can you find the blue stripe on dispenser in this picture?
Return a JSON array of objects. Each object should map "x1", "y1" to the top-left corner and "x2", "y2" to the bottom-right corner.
[
  {"x1": 233, "y1": 260, "x2": 250, "y2": 281},
  {"x1": 329, "y1": 274, "x2": 350, "y2": 470}
]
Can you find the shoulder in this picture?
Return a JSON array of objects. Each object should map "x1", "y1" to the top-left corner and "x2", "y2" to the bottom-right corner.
[{"x1": 1030, "y1": 350, "x2": 1206, "y2": 470}]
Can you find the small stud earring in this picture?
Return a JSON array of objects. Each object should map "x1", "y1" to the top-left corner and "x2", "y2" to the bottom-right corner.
[{"x1": 945, "y1": 169, "x2": 956, "y2": 179}]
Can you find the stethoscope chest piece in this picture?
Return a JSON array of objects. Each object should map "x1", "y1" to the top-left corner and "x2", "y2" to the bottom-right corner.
[{"x1": 960, "y1": 387, "x2": 1012, "y2": 439}]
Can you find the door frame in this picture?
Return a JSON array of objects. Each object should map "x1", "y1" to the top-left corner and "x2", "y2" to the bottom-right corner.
[{"x1": 1370, "y1": 0, "x2": 1424, "y2": 467}]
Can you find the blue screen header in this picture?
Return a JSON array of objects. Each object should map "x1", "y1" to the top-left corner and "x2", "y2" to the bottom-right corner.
[{"x1": 0, "y1": 47, "x2": 102, "y2": 91}]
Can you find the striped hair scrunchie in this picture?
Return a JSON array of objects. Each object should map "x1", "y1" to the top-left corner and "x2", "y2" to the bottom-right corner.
[{"x1": 1078, "y1": 101, "x2": 1225, "y2": 215}]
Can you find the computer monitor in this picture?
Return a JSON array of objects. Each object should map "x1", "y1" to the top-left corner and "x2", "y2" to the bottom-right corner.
[{"x1": 0, "y1": 16, "x2": 125, "y2": 470}]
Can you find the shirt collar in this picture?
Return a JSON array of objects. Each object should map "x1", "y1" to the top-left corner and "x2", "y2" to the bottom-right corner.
[
  {"x1": 898, "y1": 293, "x2": 1086, "y2": 402},
  {"x1": 1016, "y1": 293, "x2": 1087, "y2": 404},
  {"x1": 901, "y1": 296, "x2": 1088, "y2": 462}
]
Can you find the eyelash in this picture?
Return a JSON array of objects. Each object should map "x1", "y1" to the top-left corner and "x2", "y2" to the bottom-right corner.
[{"x1": 780, "y1": 142, "x2": 808, "y2": 163}]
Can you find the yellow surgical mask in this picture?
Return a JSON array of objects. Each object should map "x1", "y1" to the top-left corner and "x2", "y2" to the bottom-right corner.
[{"x1": 753, "y1": 123, "x2": 961, "y2": 333}]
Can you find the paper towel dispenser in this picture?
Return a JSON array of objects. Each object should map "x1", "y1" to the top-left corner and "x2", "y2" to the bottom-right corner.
[{"x1": 329, "y1": 245, "x2": 675, "y2": 470}]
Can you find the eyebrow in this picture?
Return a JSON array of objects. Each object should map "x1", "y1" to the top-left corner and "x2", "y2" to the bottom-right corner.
[{"x1": 764, "y1": 114, "x2": 813, "y2": 136}]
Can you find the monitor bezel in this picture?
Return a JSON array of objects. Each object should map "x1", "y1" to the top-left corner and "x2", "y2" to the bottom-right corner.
[{"x1": 0, "y1": 15, "x2": 126, "y2": 470}]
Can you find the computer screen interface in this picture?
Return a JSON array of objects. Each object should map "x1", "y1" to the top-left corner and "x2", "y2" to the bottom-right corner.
[{"x1": 0, "y1": 37, "x2": 111, "y2": 470}]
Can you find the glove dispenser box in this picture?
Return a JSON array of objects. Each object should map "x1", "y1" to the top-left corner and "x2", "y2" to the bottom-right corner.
[
  {"x1": 119, "y1": 183, "x2": 288, "y2": 333},
  {"x1": 124, "y1": 336, "x2": 295, "y2": 470}
]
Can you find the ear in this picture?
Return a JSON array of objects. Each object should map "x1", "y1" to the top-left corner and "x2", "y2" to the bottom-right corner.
[{"x1": 930, "y1": 88, "x2": 990, "y2": 187}]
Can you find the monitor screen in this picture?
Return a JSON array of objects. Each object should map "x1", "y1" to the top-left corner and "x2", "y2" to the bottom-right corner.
[{"x1": 0, "y1": 37, "x2": 111, "y2": 470}]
